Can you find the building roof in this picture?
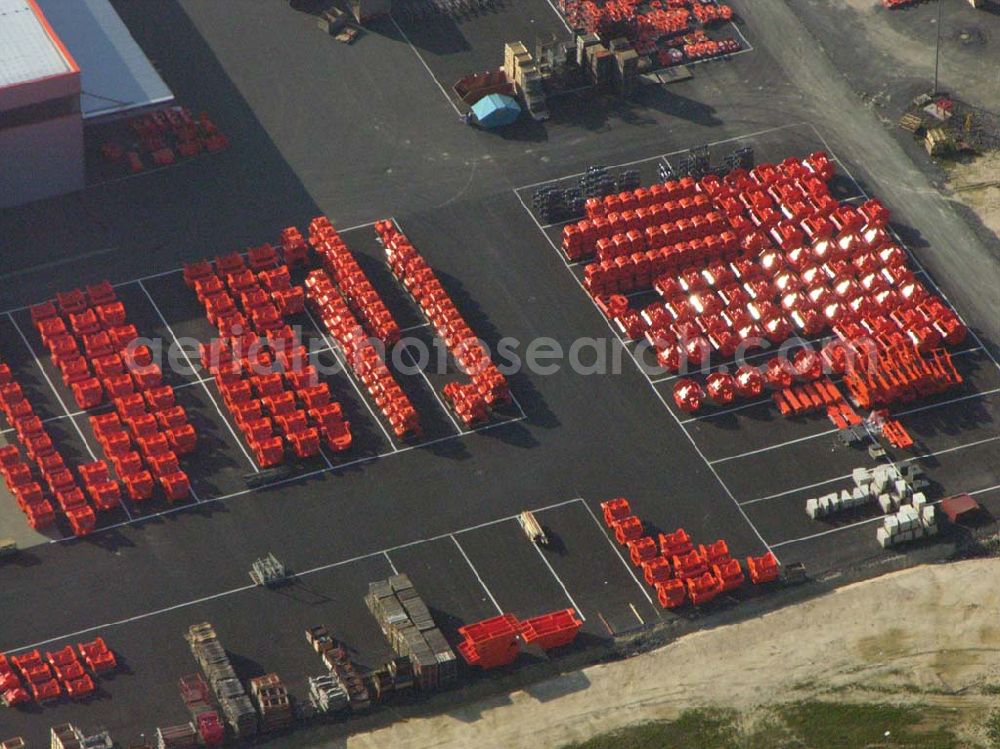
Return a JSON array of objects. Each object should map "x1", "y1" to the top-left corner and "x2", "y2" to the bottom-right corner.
[
  {"x1": 0, "y1": 0, "x2": 78, "y2": 90},
  {"x1": 37, "y1": 0, "x2": 173, "y2": 119}
]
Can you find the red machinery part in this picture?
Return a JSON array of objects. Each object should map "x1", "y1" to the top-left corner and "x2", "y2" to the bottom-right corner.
[
  {"x1": 746, "y1": 552, "x2": 780, "y2": 584},
  {"x1": 642, "y1": 556, "x2": 671, "y2": 585},
  {"x1": 734, "y1": 365, "x2": 764, "y2": 398},
  {"x1": 705, "y1": 372, "x2": 736, "y2": 405},
  {"x1": 673, "y1": 549, "x2": 709, "y2": 581},
  {"x1": 656, "y1": 579, "x2": 686, "y2": 608},
  {"x1": 517, "y1": 609, "x2": 583, "y2": 650},
  {"x1": 457, "y1": 614, "x2": 521, "y2": 669},
  {"x1": 197, "y1": 711, "x2": 225, "y2": 746},
  {"x1": 658, "y1": 528, "x2": 693, "y2": 557},
  {"x1": 673, "y1": 378, "x2": 704, "y2": 413},
  {"x1": 601, "y1": 497, "x2": 631, "y2": 526},
  {"x1": 792, "y1": 349, "x2": 823, "y2": 381},
  {"x1": 686, "y1": 571, "x2": 722, "y2": 605},
  {"x1": 627, "y1": 536, "x2": 658, "y2": 566},
  {"x1": 612, "y1": 515, "x2": 644, "y2": 545},
  {"x1": 765, "y1": 357, "x2": 795, "y2": 389}
]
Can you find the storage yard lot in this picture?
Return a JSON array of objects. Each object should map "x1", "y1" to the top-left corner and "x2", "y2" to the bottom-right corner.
[{"x1": 1, "y1": 0, "x2": 998, "y2": 745}]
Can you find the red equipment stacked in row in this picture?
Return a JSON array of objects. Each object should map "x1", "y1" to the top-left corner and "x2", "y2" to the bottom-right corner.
[
  {"x1": 1, "y1": 638, "x2": 116, "y2": 708},
  {"x1": 185, "y1": 244, "x2": 353, "y2": 464},
  {"x1": 32, "y1": 281, "x2": 135, "y2": 410},
  {"x1": 843, "y1": 341, "x2": 961, "y2": 410},
  {"x1": 105, "y1": 107, "x2": 229, "y2": 175},
  {"x1": 308, "y1": 217, "x2": 401, "y2": 345},
  {"x1": 305, "y1": 269, "x2": 420, "y2": 440},
  {"x1": 457, "y1": 609, "x2": 583, "y2": 669},
  {"x1": 0, "y1": 360, "x2": 96, "y2": 535},
  {"x1": 600, "y1": 497, "x2": 778, "y2": 609},
  {"x1": 32, "y1": 280, "x2": 198, "y2": 504},
  {"x1": 583, "y1": 153, "x2": 966, "y2": 417},
  {"x1": 456, "y1": 614, "x2": 521, "y2": 669},
  {"x1": 375, "y1": 219, "x2": 511, "y2": 427}
]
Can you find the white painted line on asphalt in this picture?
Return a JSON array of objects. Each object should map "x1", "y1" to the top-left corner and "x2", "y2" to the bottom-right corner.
[
  {"x1": 680, "y1": 395, "x2": 772, "y2": 423},
  {"x1": 0, "y1": 220, "x2": 385, "y2": 319},
  {"x1": 539, "y1": 0, "x2": 574, "y2": 33},
  {"x1": 389, "y1": 15, "x2": 463, "y2": 117},
  {"x1": 303, "y1": 307, "x2": 399, "y2": 452},
  {"x1": 739, "y1": 434, "x2": 1000, "y2": 507},
  {"x1": 49, "y1": 408, "x2": 529, "y2": 543},
  {"x1": 629, "y1": 603, "x2": 645, "y2": 626},
  {"x1": 770, "y1": 482, "x2": 1000, "y2": 550},
  {"x1": 9, "y1": 582, "x2": 259, "y2": 654},
  {"x1": 514, "y1": 186, "x2": 778, "y2": 561},
  {"x1": 7, "y1": 313, "x2": 100, "y2": 464},
  {"x1": 710, "y1": 387, "x2": 1000, "y2": 465},
  {"x1": 452, "y1": 533, "x2": 504, "y2": 614},
  {"x1": 16, "y1": 497, "x2": 589, "y2": 653},
  {"x1": 529, "y1": 540, "x2": 586, "y2": 621},
  {"x1": 399, "y1": 322, "x2": 432, "y2": 333},
  {"x1": 139, "y1": 281, "x2": 259, "y2": 473},
  {"x1": 578, "y1": 498, "x2": 656, "y2": 608},
  {"x1": 383, "y1": 550, "x2": 399, "y2": 575},
  {"x1": 404, "y1": 347, "x2": 464, "y2": 436}
]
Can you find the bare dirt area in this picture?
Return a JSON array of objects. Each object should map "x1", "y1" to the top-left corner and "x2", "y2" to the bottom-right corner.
[
  {"x1": 945, "y1": 151, "x2": 1000, "y2": 240},
  {"x1": 348, "y1": 558, "x2": 1000, "y2": 749}
]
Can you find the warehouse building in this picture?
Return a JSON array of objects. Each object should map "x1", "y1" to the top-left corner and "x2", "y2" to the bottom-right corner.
[{"x1": 0, "y1": 0, "x2": 172, "y2": 208}]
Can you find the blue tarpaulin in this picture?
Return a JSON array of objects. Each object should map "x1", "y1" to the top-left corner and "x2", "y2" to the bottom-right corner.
[{"x1": 471, "y1": 93, "x2": 521, "y2": 129}]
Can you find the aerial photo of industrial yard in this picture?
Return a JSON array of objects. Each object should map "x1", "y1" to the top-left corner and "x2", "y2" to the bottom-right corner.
[{"x1": 1, "y1": 0, "x2": 999, "y2": 746}]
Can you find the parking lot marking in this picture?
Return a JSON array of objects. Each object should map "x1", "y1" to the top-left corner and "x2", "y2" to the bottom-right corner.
[
  {"x1": 316, "y1": 445, "x2": 336, "y2": 471},
  {"x1": 677, "y1": 344, "x2": 984, "y2": 425},
  {"x1": 529, "y1": 539, "x2": 586, "y2": 622},
  {"x1": 9, "y1": 497, "x2": 590, "y2": 654},
  {"x1": 404, "y1": 348, "x2": 463, "y2": 435},
  {"x1": 7, "y1": 313, "x2": 99, "y2": 462},
  {"x1": 399, "y1": 322, "x2": 431, "y2": 334},
  {"x1": 451, "y1": 534, "x2": 504, "y2": 614},
  {"x1": 539, "y1": 0, "x2": 574, "y2": 32},
  {"x1": 0, "y1": 221, "x2": 388, "y2": 320},
  {"x1": 513, "y1": 122, "x2": 811, "y2": 196},
  {"x1": 680, "y1": 395, "x2": 772, "y2": 423},
  {"x1": 389, "y1": 15, "x2": 463, "y2": 117},
  {"x1": 303, "y1": 307, "x2": 400, "y2": 452},
  {"x1": 383, "y1": 550, "x2": 399, "y2": 575},
  {"x1": 45, "y1": 410, "x2": 530, "y2": 543},
  {"x1": 710, "y1": 387, "x2": 1000, "y2": 465},
  {"x1": 629, "y1": 603, "x2": 645, "y2": 625},
  {"x1": 648, "y1": 334, "x2": 839, "y2": 385},
  {"x1": 7, "y1": 313, "x2": 137, "y2": 519},
  {"x1": 740, "y1": 434, "x2": 1000, "y2": 507},
  {"x1": 514, "y1": 186, "x2": 778, "y2": 561},
  {"x1": 139, "y1": 281, "x2": 259, "y2": 472},
  {"x1": 770, "y1": 483, "x2": 1000, "y2": 550},
  {"x1": 578, "y1": 499, "x2": 656, "y2": 608}
]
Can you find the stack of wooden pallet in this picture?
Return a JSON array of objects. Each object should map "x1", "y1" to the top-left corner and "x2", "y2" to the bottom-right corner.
[
  {"x1": 249, "y1": 674, "x2": 294, "y2": 732},
  {"x1": 185, "y1": 623, "x2": 257, "y2": 740},
  {"x1": 365, "y1": 574, "x2": 458, "y2": 691}
]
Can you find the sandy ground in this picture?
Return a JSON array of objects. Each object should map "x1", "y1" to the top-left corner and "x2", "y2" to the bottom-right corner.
[
  {"x1": 348, "y1": 558, "x2": 1000, "y2": 749},
  {"x1": 946, "y1": 151, "x2": 1000, "y2": 240}
]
